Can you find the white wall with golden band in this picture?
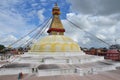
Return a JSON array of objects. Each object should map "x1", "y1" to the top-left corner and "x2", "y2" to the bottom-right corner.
[{"x1": 30, "y1": 35, "x2": 81, "y2": 52}]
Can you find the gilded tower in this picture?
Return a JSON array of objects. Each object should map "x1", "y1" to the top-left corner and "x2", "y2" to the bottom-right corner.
[{"x1": 47, "y1": 3, "x2": 65, "y2": 35}]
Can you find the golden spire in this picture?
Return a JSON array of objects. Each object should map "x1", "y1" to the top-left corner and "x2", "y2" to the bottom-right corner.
[{"x1": 47, "y1": 3, "x2": 65, "y2": 35}]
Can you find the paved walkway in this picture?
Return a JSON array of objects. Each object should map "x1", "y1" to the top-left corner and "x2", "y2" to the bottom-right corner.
[{"x1": 0, "y1": 70, "x2": 120, "y2": 80}]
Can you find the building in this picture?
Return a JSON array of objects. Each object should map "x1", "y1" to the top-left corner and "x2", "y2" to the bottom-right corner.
[{"x1": 106, "y1": 49, "x2": 120, "y2": 61}]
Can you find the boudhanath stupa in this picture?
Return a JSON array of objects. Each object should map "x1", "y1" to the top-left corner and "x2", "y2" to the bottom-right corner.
[{"x1": 0, "y1": 3, "x2": 120, "y2": 80}]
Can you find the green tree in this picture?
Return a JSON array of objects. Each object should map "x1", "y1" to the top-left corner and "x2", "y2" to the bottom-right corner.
[{"x1": 0, "y1": 44, "x2": 5, "y2": 51}]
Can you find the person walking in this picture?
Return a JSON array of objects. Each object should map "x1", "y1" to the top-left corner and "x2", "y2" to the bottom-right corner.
[{"x1": 18, "y1": 72, "x2": 23, "y2": 80}]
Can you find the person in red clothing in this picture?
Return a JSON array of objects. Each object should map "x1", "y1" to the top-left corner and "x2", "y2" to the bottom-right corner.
[{"x1": 18, "y1": 72, "x2": 23, "y2": 80}]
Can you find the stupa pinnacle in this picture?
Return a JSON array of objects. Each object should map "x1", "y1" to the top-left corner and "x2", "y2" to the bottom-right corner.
[{"x1": 47, "y1": 3, "x2": 65, "y2": 35}]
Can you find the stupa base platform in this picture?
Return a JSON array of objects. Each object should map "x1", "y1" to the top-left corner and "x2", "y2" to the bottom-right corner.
[
  {"x1": 14, "y1": 52, "x2": 104, "y2": 64},
  {"x1": 0, "y1": 52, "x2": 120, "y2": 76}
]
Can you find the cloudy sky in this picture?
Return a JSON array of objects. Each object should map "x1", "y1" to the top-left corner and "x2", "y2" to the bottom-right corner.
[{"x1": 0, "y1": 0, "x2": 120, "y2": 48}]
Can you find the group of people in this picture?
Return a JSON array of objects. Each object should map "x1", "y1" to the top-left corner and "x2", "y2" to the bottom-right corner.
[{"x1": 32, "y1": 68, "x2": 38, "y2": 73}]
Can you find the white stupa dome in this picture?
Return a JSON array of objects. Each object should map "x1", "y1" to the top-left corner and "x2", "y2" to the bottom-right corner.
[{"x1": 30, "y1": 35, "x2": 81, "y2": 52}]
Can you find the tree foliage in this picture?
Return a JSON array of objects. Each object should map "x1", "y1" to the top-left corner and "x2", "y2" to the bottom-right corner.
[{"x1": 0, "y1": 44, "x2": 5, "y2": 51}]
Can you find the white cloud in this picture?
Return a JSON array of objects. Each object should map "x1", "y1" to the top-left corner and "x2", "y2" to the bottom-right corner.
[
  {"x1": 37, "y1": 8, "x2": 45, "y2": 23},
  {"x1": 0, "y1": 0, "x2": 20, "y2": 8},
  {"x1": 62, "y1": 12, "x2": 120, "y2": 48},
  {"x1": 0, "y1": 9, "x2": 36, "y2": 37},
  {"x1": 0, "y1": 0, "x2": 37, "y2": 47},
  {"x1": 0, "y1": 34, "x2": 17, "y2": 47},
  {"x1": 62, "y1": 19, "x2": 92, "y2": 47},
  {"x1": 67, "y1": 0, "x2": 120, "y2": 15},
  {"x1": 96, "y1": 34, "x2": 106, "y2": 40},
  {"x1": 0, "y1": 34, "x2": 32, "y2": 47}
]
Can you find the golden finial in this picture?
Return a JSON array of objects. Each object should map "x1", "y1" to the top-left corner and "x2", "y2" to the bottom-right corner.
[{"x1": 55, "y1": 2, "x2": 58, "y2": 6}]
